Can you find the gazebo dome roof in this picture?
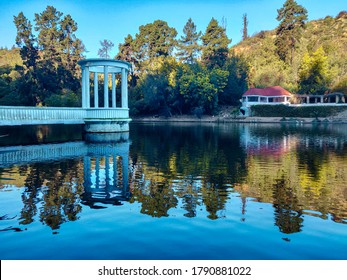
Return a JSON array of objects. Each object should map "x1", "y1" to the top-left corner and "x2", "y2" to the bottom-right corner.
[{"x1": 78, "y1": 58, "x2": 132, "y2": 73}]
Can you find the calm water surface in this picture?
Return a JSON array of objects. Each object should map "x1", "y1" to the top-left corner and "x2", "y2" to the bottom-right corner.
[{"x1": 0, "y1": 123, "x2": 346, "y2": 260}]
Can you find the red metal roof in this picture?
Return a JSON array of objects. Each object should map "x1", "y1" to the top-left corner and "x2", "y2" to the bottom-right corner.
[{"x1": 243, "y1": 86, "x2": 292, "y2": 97}]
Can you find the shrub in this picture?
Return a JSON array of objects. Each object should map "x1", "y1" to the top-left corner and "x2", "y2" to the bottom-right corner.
[{"x1": 251, "y1": 105, "x2": 346, "y2": 118}]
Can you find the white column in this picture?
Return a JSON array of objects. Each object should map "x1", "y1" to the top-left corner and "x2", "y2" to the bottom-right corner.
[
  {"x1": 121, "y1": 68, "x2": 128, "y2": 109},
  {"x1": 95, "y1": 157, "x2": 100, "y2": 188},
  {"x1": 85, "y1": 67, "x2": 90, "y2": 108},
  {"x1": 112, "y1": 73, "x2": 116, "y2": 108},
  {"x1": 113, "y1": 155, "x2": 118, "y2": 187},
  {"x1": 122, "y1": 154, "x2": 128, "y2": 190},
  {"x1": 104, "y1": 66, "x2": 109, "y2": 108},
  {"x1": 105, "y1": 156, "x2": 110, "y2": 189},
  {"x1": 94, "y1": 72, "x2": 98, "y2": 108},
  {"x1": 81, "y1": 67, "x2": 86, "y2": 108}
]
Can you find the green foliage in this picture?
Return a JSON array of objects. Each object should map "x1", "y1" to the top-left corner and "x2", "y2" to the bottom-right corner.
[
  {"x1": 221, "y1": 55, "x2": 249, "y2": 105},
  {"x1": 251, "y1": 104, "x2": 346, "y2": 118},
  {"x1": 13, "y1": 12, "x2": 39, "y2": 70},
  {"x1": 9, "y1": 5, "x2": 85, "y2": 106},
  {"x1": 134, "y1": 20, "x2": 177, "y2": 61},
  {"x1": 45, "y1": 89, "x2": 80, "y2": 107},
  {"x1": 298, "y1": 47, "x2": 331, "y2": 94},
  {"x1": 233, "y1": 10, "x2": 347, "y2": 95},
  {"x1": 3, "y1": 4, "x2": 346, "y2": 118},
  {"x1": 176, "y1": 18, "x2": 201, "y2": 64},
  {"x1": 0, "y1": 48, "x2": 22, "y2": 67},
  {"x1": 275, "y1": 0, "x2": 308, "y2": 64},
  {"x1": 333, "y1": 74, "x2": 347, "y2": 95},
  {"x1": 130, "y1": 56, "x2": 177, "y2": 115},
  {"x1": 201, "y1": 18, "x2": 231, "y2": 69},
  {"x1": 175, "y1": 63, "x2": 228, "y2": 114}
]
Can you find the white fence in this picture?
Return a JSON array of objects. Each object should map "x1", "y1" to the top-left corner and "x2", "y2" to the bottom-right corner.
[
  {"x1": 0, "y1": 140, "x2": 130, "y2": 167},
  {"x1": 0, "y1": 106, "x2": 129, "y2": 126}
]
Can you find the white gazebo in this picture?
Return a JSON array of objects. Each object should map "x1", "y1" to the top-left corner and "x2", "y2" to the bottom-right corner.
[
  {"x1": 78, "y1": 59, "x2": 132, "y2": 133},
  {"x1": 78, "y1": 58, "x2": 131, "y2": 109}
]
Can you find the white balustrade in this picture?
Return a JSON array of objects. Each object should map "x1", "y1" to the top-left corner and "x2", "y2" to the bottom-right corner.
[
  {"x1": 85, "y1": 108, "x2": 129, "y2": 120},
  {"x1": 0, "y1": 106, "x2": 130, "y2": 126}
]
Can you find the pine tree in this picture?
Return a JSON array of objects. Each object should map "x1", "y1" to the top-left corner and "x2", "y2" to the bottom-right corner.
[
  {"x1": 60, "y1": 14, "x2": 85, "y2": 73},
  {"x1": 34, "y1": 6, "x2": 63, "y2": 62},
  {"x1": 13, "y1": 12, "x2": 39, "y2": 70},
  {"x1": 98, "y1": 39, "x2": 114, "y2": 58},
  {"x1": 201, "y1": 18, "x2": 231, "y2": 69},
  {"x1": 242, "y1": 14, "x2": 248, "y2": 41},
  {"x1": 275, "y1": 0, "x2": 308, "y2": 64},
  {"x1": 176, "y1": 18, "x2": 201, "y2": 64},
  {"x1": 14, "y1": 6, "x2": 85, "y2": 105}
]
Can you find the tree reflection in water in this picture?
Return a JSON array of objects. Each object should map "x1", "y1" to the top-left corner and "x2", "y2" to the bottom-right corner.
[
  {"x1": 0, "y1": 123, "x2": 347, "y2": 234},
  {"x1": 20, "y1": 161, "x2": 84, "y2": 230}
]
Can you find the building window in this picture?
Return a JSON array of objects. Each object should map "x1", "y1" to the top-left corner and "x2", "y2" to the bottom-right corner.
[
  {"x1": 260, "y1": 97, "x2": 267, "y2": 102},
  {"x1": 273, "y1": 97, "x2": 285, "y2": 102},
  {"x1": 248, "y1": 96, "x2": 259, "y2": 102}
]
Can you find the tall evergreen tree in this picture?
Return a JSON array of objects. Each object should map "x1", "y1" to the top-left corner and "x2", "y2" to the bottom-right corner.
[
  {"x1": 98, "y1": 39, "x2": 114, "y2": 58},
  {"x1": 242, "y1": 13, "x2": 248, "y2": 41},
  {"x1": 13, "y1": 6, "x2": 85, "y2": 105},
  {"x1": 275, "y1": 0, "x2": 308, "y2": 64},
  {"x1": 201, "y1": 18, "x2": 231, "y2": 69},
  {"x1": 176, "y1": 18, "x2": 201, "y2": 64},
  {"x1": 35, "y1": 6, "x2": 63, "y2": 62},
  {"x1": 60, "y1": 14, "x2": 85, "y2": 73},
  {"x1": 13, "y1": 12, "x2": 39, "y2": 70}
]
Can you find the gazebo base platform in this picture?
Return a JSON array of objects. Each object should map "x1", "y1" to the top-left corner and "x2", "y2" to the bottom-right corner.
[{"x1": 84, "y1": 119, "x2": 131, "y2": 133}]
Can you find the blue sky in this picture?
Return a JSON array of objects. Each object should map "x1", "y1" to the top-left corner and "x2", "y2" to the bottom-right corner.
[{"x1": 0, "y1": 0, "x2": 346, "y2": 58}]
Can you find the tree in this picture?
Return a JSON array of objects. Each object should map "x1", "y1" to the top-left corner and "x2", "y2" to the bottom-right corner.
[
  {"x1": 98, "y1": 39, "x2": 114, "y2": 58},
  {"x1": 116, "y1": 34, "x2": 135, "y2": 62},
  {"x1": 201, "y1": 18, "x2": 231, "y2": 69},
  {"x1": 35, "y1": 6, "x2": 63, "y2": 62},
  {"x1": 242, "y1": 13, "x2": 248, "y2": 41},
  {"x1": 176, "y1": 18, "x2": 201, "y2": 64},
  {"x1": 13, "y1": 12, "x2": 39, "y2": 70},
  {"x1": 13, "y1": 6, "x2": 85, "y2": 106},
  {"x1": 175, "y1": 64, "x2": 228, "y2": 114},
  {"x1": 60, "y1": 14, "x2": 85, "y2": 74},
  {"x1": 133, "y1": 20, "x2": 177, "y2": 61},
  {"x1": 116, "y1": 34, "x2": 138, "y2": 86},
  {"x1": 275, "y1": 0, "x2": 308, "y2": 64},
  {"x1": 298, "y1": 47, "x2": 331, "y2": 95},
  {"x1": 221, "y1": 55, "x2": 249, "y2": 105}
]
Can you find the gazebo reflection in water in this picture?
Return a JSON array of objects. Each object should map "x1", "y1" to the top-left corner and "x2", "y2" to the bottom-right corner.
[{"x1": 81, "y1": 132, "x2": 131, "y2": 208}]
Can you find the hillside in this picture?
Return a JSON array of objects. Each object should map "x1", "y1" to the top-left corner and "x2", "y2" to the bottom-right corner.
[
  {"x1": 231, "y1": 11, "x2": 347, "y2": 94},
  {"x1": 0, "y1": 48, "x2": 22, "y2": 67}
]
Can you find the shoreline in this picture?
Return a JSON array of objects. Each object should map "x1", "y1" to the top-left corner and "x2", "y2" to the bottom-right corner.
[{"x1": 131, "y1": 115, "x2": 347, "y2": 124}]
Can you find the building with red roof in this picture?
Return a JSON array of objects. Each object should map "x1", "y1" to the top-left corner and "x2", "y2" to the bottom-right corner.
[{"x1": 240, "y1": 86, "x2": 292, "y2": 116}]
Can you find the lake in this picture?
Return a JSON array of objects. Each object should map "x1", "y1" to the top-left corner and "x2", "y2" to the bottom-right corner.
[{"x1": 0, "y1": 122, "x2": 346, "y2": 260}]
